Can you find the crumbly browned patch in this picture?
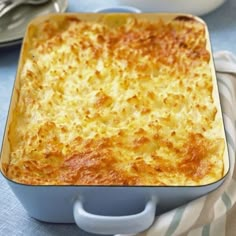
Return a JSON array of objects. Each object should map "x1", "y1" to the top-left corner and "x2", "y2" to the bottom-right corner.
[{"x1": 7, "y1": 15, "x2": 224, "y2": 185}]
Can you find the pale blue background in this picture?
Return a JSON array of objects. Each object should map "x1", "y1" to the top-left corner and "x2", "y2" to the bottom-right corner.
[{"x1": 0, "y1": 0, "x2": 236, "y2": 235}]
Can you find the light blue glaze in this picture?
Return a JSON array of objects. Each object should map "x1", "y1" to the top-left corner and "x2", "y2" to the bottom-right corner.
[
  {"x1": 94, "y1": 6, "x2": 141, "y2": 13},
  {"x1": 0, "y1": 1, "x2": 236, "y2": 235}
]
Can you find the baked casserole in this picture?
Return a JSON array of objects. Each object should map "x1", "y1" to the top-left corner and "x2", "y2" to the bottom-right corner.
[{"x1": 6, "y1": 14, "x2": 225, "y2": 186}]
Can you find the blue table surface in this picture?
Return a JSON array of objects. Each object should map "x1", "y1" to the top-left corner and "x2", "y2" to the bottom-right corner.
[{"x1": 0, "y1": 0, "x2": 236, "y2": 235}]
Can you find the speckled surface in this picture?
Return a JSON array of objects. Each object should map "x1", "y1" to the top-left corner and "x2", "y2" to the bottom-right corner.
[
  {"x1": 0, "y1": 0, "x2": 235, "y2": 235},
  {"x1": 69, "y1": 0, "x2": 236, "y2": 53}
]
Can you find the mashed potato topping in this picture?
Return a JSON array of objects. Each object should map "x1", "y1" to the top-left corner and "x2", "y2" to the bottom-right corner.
[{"x1": 7, "y1": 15, "x2": 225, "y2": 185}]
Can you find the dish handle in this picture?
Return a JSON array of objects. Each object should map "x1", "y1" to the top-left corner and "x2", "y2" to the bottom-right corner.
[{"x1": 73, "y1": 196, "x2": 157, "y2": 235}]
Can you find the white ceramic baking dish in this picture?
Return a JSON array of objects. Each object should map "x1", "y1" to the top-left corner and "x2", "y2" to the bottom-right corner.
[
  {"x1": 0, "y1": 13, "x2": 230, "y2": 235},
  {"x1": 116, "y1": 0, "x2": 226, "y2": 15}
]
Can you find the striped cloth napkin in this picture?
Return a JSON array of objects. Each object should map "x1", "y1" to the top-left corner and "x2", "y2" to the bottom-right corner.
[{"x1": 118, "y1": 51, "x2": 236, "y2": 236}]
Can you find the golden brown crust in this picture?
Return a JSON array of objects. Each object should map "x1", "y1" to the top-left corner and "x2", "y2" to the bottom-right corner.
[{"x1": 7, "y1": 15, "x2": 225, "y2": 185}]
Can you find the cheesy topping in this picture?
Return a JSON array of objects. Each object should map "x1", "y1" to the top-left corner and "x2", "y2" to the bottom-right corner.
[{"x1": 7, "y1": 15, "x2": 225, "y2": 185}]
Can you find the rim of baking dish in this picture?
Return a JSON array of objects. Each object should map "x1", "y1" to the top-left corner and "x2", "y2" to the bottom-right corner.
[{"x1": 0, "y1": 13, "x2": 230, "y2": 188}]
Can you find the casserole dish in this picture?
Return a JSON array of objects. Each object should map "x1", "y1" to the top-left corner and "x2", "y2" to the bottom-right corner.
[
  {"x1": 0, "y1": 13, "x2": 230, "y2": 235},
  {"x1": 94, "y1": 5, "x2": 141, "y2": 13}
]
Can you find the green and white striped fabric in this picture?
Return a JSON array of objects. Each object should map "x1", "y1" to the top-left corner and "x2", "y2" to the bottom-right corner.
[{"x1": 120, "y1": 51, "x2": 236, "y2": 236}]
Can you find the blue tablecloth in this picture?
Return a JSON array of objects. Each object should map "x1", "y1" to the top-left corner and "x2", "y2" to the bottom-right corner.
[{"x1": 0, "y1": 0, "x2": 236, "y2": 235}]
